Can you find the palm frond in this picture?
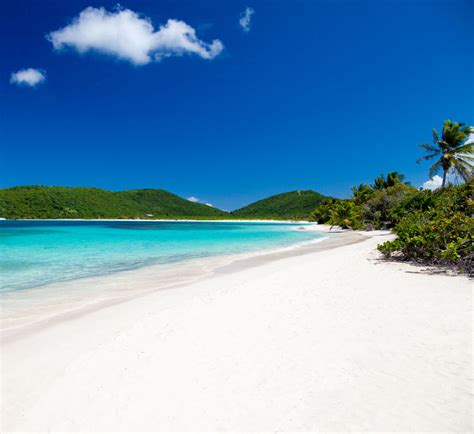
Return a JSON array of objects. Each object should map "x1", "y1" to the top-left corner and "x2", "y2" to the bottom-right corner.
[
  {"x1": 453, "y1": 142, "x2": 474, "y2": 154},
  {"x1": 460, "y1": 124, "x2": 473, "y2": 136},
  {"x1": 451, "y1": 159, "x2": 472, "y2": 182},
  {"x1": 417, "y1": 153, "x2": 438, "y2": 164},
  {"x1": 419, "y1": 143, "x2": 439, "y2": 153},
  {"x1": 420, "y1": 121, "x2": 473, "y2": 186},
  {"x1": 438, "y1": 140, "x2": 450, "y2": 151},
  {"x1": 457, "y1": 153, "x2": 474, "y2": 164},
  {"x1": 441, "y1": 120, "x2": 450, "y2": 142},
  {"x1": 456, "y1": 156, "x2": 474, "y2": 169},
  {"x1": 428, "y1": 159, "x2": 443, "y2": 178}
]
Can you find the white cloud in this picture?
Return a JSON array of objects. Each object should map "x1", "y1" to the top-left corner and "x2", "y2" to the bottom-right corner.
[
  {"x1": 187, "y1": 196, "x2": 214, "y2": 207},
  {"x1": 422, "y1": 175, "x2": 443, "y2": 191},
  {"x1": 10, "y1": 68, "x2": 46, "y2": 87},
  {"x1": 47, "y1": 6, "x2": 224, "y2": 65},
  {"x1": 239, "y1": 7, "x2": 254, "y2": 32},
  {"x1": 421, "y1": 167, "x2": 465, "y2": 190}
]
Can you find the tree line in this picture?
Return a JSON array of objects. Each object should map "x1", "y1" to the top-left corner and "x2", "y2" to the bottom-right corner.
[{"x1": 310, "y1": 120, "x2": 473, "y2": 274}]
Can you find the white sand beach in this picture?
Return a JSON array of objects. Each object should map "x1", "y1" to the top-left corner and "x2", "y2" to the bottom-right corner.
[{"x1": 1, "y1": 230, "x2": 472, "y2": 432}]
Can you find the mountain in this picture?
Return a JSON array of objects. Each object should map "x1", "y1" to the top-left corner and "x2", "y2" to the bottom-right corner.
[
  {"x1": 0, "y1": 186, "x2": 229, "y2": 219},
  {"x1": 231, "y1": 190, "x2": 329, "y2": 220}
]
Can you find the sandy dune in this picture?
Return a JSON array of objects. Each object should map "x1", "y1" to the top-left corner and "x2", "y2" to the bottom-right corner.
[{"x1": 1, "y1": 232, "x2": 472, "y2": 431}]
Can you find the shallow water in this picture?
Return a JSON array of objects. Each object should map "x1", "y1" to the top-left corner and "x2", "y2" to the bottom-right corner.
[
  {"x1": 0, "y1": 221, "x2": 323, "y2": 329},
  {"x1": 1, "y1": 220, "x2": 321, "y2": 293}
]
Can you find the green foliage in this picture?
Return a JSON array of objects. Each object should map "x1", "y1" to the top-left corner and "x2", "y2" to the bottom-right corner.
[
  {"x1": 378, "y1": 182, "x2": 474, "y2": 273},
  {"x1": 387, "y1": 171, "x2": 408, "y2": 187},
  {"x1": 310, "y1": 198, "x2": 340, "y2": 223},
  {"x1": 351, "y1": 183, "x2": 374, "y2": 205},
  {"x1": 0, "y1": 186, "x2": 229, "y2": 219},
  {"x1": 0, "y1": 186, "x2": 331, "y2": 221},
  {"x1": 311, "y1": 198, "x2": 362, "y2": 229},
  {"x1": 417, "y1": 120, "x2": 473, "y2": 187},
  {"x1": 378, "y1": 211, "x2": 473, "y2": 272},
  {"x1": 311, "y1": 172, "x2": 413, "y2": 229},
  {"x1": 372, "y1": 171, "x2": 407, "y2": 190},
  {"x1": 361, "y1": 183, "x2": 417, "y2": 229},
  {"x1": 231, "y1": 190, "x2": 329, "y2": 220},
  {"x1": 327, "y1": 201, "x2": 363, "y2": 229},
  {"x1": 310, "y1": 165, "x2": 472, "y2": 273}
]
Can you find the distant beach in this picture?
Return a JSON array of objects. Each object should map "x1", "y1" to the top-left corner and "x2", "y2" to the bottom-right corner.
[{"x1": 1, "y1": 228, "x2": 471, "y2": 431}]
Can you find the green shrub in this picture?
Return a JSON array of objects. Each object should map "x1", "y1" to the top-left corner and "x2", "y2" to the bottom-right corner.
[
  {"x1": 310, "y1": 173, "x2": 473, "y2": 273},
  {"x1": 351, "y1": 183, "x2": 374, "y2": 205},
  {"x1": 311, "y1": 199, "x2": 362, "y2": 229},
  {"x1": 389, "y1": 189, "x2": 435, "y2": 225},
  {"x1": 378, "y1": 206, "x2": 473, "y2": 274},
  {"x1": 327, "y1": 201, "x2": 363, "y2": 229},
  {"x1": 361, "y1": 183, "x2": 417, "y2": 229},
  {"x1": 310, "y1": 198, "x2": 340, "y2": 223}
]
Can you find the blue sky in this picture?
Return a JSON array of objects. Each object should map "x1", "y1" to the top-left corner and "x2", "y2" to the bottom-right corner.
[{"x1": 1, "y1": 0, "x2": 472, "y2": 210}]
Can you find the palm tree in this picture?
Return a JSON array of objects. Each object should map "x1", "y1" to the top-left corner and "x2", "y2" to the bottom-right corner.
[
  {"x1": 371, "y1": 172, "x2": 407, "y2": 190},
  {"x1": 373, "y1": 174, "x2": 387, "y2": 190},
  {"x1": 417, "y1": 120, "x2": 473, "y2": 188},
  {"x1": 329, "y1": 201, "x2": 359, "y2": 229},
  {"x1": 351, "y1": 183, "x2": 373, "y2": 205},
  {"x1": 386, "y1": 171, "x2": 406, "y2": 187}
]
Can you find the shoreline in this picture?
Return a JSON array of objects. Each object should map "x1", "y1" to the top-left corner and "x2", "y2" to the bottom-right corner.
[
  {"x1": 0, "y1": 225, "x2": 350, "y2": 339},
  {"x1": 1, "y1": 218, "x2": 315, "y2": 223},
  {"x1": 1, "y1": 230, "x2": 471, "y2": 431}
]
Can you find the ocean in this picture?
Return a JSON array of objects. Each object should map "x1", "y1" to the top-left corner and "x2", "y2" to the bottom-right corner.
[{"x1": 0, "y1": 220, "x2": 323, "y2": 329}]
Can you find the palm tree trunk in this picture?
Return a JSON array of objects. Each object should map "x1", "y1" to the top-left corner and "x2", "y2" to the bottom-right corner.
[{"x1": 442, "y1": 169, "x2": 447, "y2": 188}]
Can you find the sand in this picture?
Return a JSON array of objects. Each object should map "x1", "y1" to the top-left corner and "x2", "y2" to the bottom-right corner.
[{"x1": 1, "y1": 231, "x2": 472, "y2": 432}]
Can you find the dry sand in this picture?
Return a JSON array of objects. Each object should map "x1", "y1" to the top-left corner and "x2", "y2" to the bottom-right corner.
[{"x1": 1, "y1": 231, "x2": 472, "y2": 432}]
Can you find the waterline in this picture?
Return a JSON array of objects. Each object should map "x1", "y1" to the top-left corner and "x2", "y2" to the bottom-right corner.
[{"x1": 1, "y1": 221, "x2": 324, "y2": 331}]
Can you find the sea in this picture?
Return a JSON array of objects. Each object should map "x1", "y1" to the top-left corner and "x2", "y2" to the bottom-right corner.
[{"x1": 0, "y1": 220, "x2": 324, "y2": 330}]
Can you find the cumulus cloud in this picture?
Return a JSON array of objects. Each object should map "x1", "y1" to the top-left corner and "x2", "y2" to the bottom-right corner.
[
  {"x1": 10, "y1": 68, "x2": 46, "y2": 87},
  {"x1": 47, "y1": 6, "x2": 224, "y2": 65},
  {"x1": 187, "y1": 196, "x2": 200, "y2": 202},
  {"x1": 239, "y1": 7, "x2": 254, "y2": 32},
  {"x1": 205, "y1": 203, "x2": 214, "y2": 207},
  {"x1": 422, "y1": 175, "x2": 443, "y2": 191},
  {"x1": 421, "y1": 167, "x2": 465, "y2": 190}
]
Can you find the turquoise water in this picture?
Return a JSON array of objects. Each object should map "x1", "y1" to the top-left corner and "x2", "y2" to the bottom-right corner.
[{"x1": 1, "y1": 221, "x2": 322, "y2": 294}]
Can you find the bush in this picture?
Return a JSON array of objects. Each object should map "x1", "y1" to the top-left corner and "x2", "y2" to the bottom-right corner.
[
  {"x1": 388, "y1": 189, "x2": 435, "y2": 224},
  {"x1": 351, "y1": 184, "x2": 374, "y2": 205},
  {"x1": 361, "y1": 183, "x2": 417, "y2": 229},
  {"x1": 378, "y1": 182, "x2": 474, "y2": 274},
  {"x1": 311, "y1": 199, "x2": 363, "y2": 229},
  {"x1": 311, "y1": 174, "x2": 473, "y2": 273},
  {"x1": 327, "y1": 201, "x2": 363, "y2": 229},
  {"x1": 310, "y1": 198, "x2": 339, "y2": 224}
]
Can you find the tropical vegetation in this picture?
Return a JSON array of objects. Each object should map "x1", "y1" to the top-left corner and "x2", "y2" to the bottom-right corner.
[
  {"x1": 417, "y1": 120, "x2": 473, "y2": 187},
  {"x1": 231, "y1": 190, "x2": 329, "y2": 220},
  {"x1": 1, "y1": 120, "x2": 472, "y2": 273},
  {"x1": 0, "y1": 187, "x2": 330, "y2": 221},
  {"x1": 378, "y1": 182, "x2": 473, "y2": 273},
  {"x1": 0, "y1": 186, "x2": 229, "y2": 219},
  {"x1": 310, "y1": 120, "x2": 473, "y2": 274}
]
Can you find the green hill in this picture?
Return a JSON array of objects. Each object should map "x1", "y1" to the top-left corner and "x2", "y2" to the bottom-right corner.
[
  {"x1": 231, "y1": 190, "x2": 329, "y2": 220},
  {"x1": 0, "y1": 186, "x2": 229, "y2": 219}
]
